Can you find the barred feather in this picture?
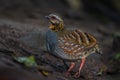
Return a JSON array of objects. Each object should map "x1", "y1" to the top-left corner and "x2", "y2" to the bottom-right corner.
[{"x1": 54, "y1": 29, "x2": 97, "y2": 60}]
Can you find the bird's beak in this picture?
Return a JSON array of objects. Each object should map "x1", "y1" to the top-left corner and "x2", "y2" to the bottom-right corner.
[{"x1": 45, "y1": 16, "x2": 49, "y2": 19}]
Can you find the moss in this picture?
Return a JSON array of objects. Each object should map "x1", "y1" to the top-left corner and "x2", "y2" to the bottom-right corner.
[{"x1": 115, "y1": 53, "x2": 120, "y2": 60}]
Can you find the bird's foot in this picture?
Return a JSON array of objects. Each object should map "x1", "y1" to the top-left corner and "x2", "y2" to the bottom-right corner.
[
  {"x1": 65, "y1": 71, "x2": 71, "y2": 77},
  {"x1": 74, "y1": 72, "x2": 80, "y2": 78},
  {"x1": 65, "y1": 62, "x2": 75, "y2": 77}
]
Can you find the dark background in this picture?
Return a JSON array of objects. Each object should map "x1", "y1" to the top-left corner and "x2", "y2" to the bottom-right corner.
[{"x1": 0, "y1": 0, "x2": 120, "y2": 80}]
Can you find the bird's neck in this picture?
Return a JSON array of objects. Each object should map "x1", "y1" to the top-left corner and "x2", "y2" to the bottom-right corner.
[{"x1": 49, "y1": 22, "x2": 65, "y2": 32}]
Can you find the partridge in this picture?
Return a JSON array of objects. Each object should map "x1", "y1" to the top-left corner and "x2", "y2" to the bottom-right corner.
[{"x1": 45, "y1": 14, "x2": 102, "y2": 77}]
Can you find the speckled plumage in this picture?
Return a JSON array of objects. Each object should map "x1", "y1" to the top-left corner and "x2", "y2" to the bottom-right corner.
[
  {"x1": 46, "y1": 29, "x2": 100, "y2": 60},
  {"x1": 45, "y1": 14, "x2": 101, "y2": 77}
]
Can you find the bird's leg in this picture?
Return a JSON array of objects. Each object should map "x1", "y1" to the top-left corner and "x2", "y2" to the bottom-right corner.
[
  {"x1": 74, "y1": 58, "x2": 86, "y2": 78},
  {"x1": 66, "y1": 62, "x2": 75, "y2": 76}
]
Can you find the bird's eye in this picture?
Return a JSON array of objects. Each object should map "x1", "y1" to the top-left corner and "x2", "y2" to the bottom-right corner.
[{"x1": 51, "y1": 16, "x2": 56, "y2": 19}]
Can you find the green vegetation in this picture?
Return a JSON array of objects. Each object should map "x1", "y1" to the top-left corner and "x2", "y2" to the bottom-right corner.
[
  {"x1": 15, "y1": 56, "x2": 37, "y2": 67},
  {"x1": 115, "y1": 53, "x2": 120, "y2": 60}
]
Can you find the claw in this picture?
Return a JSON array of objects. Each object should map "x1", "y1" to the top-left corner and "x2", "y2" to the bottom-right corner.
[
  {"x1": 65, "y1": 71, "x2": 70, "y2": 77},
  {"x1": 65, "y1": 62, "x2": 75, "y2": 77},
  {"x1": 74, "y1": 72, "x2": 80, "y2": 78},
  {"x1": 74, "y1": 58, "x2": 86, "y2": 78},
  {"x1": 65, "y1": 58, "x2": 86, "y2": 78}
]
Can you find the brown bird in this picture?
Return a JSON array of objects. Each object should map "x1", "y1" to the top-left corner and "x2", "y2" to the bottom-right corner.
[{"x1": 45, "y1": 14, "x2": 102, "y2": 77}]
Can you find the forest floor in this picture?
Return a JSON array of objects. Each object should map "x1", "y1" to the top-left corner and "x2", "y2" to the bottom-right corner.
[{"x1": 0, "y1": 1, "x2": 120, "y2": 80}]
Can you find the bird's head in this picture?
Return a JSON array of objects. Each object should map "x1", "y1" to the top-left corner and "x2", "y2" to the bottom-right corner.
[{"x1": 46, "y1": 14, "x2": 64, "y2": 31}]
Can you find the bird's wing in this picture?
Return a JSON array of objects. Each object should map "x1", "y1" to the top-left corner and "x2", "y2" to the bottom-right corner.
[{"x1": 56, "y1": 29, "x2": 97, "y2": 59}]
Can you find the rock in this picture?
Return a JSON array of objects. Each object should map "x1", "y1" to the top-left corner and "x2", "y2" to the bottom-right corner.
[
  {"x1": 0, "y1": 66, "x2": 45, "y2": 80},
  {"x1": 19, "y1": 30, "x2": 46, "y2": 51}
]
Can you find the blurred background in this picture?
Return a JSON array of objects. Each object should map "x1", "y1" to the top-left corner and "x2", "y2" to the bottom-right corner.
[{"x1": 0, "y1": 0, "x2": 120, "y2": 80}]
